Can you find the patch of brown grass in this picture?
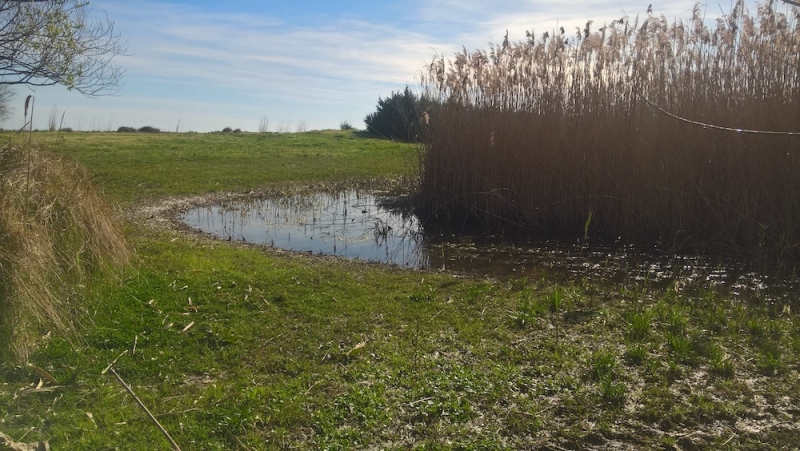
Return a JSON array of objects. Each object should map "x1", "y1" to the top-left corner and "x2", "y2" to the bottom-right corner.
[
  {"x1": 418, "y1": 1, "x2": 800, "y2": 259},
  {"x1": 0, "y1": 138, "x2": 130, "y2": 360}
]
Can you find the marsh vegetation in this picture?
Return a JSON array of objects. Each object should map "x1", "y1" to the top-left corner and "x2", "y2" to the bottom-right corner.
[
  {"x1": 1, "y1": 1, "x2": 800, "y2": 449},
  {"x1": 0, "y1": 128, "x2": 797, "y2": 450},
  {"x1": 418, "y1": 1, "x2": 800, "y2": 260}
]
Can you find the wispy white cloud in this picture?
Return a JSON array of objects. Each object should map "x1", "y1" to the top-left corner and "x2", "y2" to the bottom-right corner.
[
  {"x1": 415, "y1": 0, "x2": 705, "y2": 50},
  {"x1": 105, "y1": 1, "x2": 440, "y2": 104},
  {"x1": 1, "y1": 0, "x2": 765, "y2": 132}
]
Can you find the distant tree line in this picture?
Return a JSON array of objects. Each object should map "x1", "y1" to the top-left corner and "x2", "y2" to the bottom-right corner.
[{"x1": 118, "y1": 126, "x2": 160, "y2": 133}]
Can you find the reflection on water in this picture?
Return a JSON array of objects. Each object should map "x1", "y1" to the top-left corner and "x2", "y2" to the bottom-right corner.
[
  {"x1": 181, "y1": 190, "x2": 799, "y2": 304},
  {"x1": 183, "y1": 191, "x2": 425, "y2": 267}
]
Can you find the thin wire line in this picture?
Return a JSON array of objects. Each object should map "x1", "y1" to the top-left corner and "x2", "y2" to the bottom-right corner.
[{"x1": 635, "y1": 92, "x2": 800, "y2": 136}]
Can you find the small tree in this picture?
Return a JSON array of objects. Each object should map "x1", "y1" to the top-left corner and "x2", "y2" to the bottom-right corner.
[
  {"x1": 364, "y1": 86, "x2": 429, "y2": 141},
  {"x1": 0, "y1": 1, "x2": 125, "y2": 97}
]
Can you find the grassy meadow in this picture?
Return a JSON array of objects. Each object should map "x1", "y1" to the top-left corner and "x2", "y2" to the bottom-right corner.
[
  {"x1": 0, "y1": 129, "x2": 798, "y2": 449},
  {"x1": 48, "y1": 130, "x2": 414, "y2": 203}
]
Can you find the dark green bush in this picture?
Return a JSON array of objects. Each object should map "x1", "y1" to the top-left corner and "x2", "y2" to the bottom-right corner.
[{"x1": 364, "y1": 86, "x2": 429, "y2": 142}]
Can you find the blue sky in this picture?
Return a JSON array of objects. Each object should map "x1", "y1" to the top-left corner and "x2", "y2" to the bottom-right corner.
[{"x1": 1, "y1": 0, "x2": 764, "y2": 132}]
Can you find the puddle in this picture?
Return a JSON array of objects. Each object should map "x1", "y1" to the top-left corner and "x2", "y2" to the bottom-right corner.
[
  {"x1": 183, "y1": 190, "x2": 425, "y2": 266},
  {"x1": 181, "y1": 190, "x2": 799, "y2": 304}
]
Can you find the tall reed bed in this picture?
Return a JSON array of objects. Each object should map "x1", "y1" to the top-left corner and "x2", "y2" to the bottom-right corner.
[
  {"x1": 0, "y1": 139, "x2": 130, "y2": 360},
  {"x1": 417, "y1": 1, "x2": 800, "y2": 259}
]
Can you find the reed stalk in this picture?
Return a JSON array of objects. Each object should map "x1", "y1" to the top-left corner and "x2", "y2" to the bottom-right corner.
[{"x1": 418, "y1": 1, "x2": 800, "y2": 259}]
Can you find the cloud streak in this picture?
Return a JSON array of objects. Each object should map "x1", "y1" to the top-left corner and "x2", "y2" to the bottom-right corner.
[
  {"x1": 0, "y1": 0, "x2": 765, "y2": 132},
  {"x1": 105, "y1": 2, "x2": 441, "y2": 104}
]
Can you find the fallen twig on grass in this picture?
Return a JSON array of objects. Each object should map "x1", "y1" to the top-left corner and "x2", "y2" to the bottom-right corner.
[
  {"x1": 28, "y1": 366, "x2": 57, "y2": 385},
  {"x1": 304, "y1": 380, "x2": 322, "y2": 395},
  {"x1": 722, "y1": 433, "x2": 737, "y2": 446},
  {"x1": 0, "y1": 430, "x2": 49, "y2": 451},
  {"x1": 100, "y1": 350, "x2": 128, "y2": 375},
  {"x1": 108, "y1": 368, "x2": 182, "y2": 451},
  {"x1": 408, "y1": 396, "x2": 433, "y2": 406},
  {"x1": 222, "y1": 427, "x2": 253, "y2": 451}
]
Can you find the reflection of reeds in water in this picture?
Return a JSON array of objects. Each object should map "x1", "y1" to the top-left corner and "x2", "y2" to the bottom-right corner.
[
  {"x1": 185, "y1": 190, "x2": 428, "y2": 266},
  {"x1": 418, "y1": 1, "x2": 800, "y2": 259},
  {"x1": 184, "y1": 189, "x2": 799, "y2": 301}
]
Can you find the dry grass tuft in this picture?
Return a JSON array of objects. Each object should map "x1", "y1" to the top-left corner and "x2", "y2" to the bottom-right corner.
[
  {"x1": 418, "y1": 1, "x2": 800, "y2": 259},
  {"x1": 0, "y1": 138, "x2": 130, "y2": 360}
]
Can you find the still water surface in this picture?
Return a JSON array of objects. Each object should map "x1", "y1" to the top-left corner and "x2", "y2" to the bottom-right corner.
[{"x1": 181, "y1": 190, "x2": 798, "y2": 303}]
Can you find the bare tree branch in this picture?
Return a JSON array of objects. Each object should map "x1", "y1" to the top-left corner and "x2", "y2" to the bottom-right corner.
[
  {"x1": 0, "y1": 84, "x2": 12, "y2": 119},
  {"x1": 0, "y1": 1, "x2": 125, "y2": 97}
]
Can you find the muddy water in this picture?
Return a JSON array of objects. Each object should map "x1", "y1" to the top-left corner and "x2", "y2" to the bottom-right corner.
[{"x1": 181, "y1": 190, "x2": 799, "y2": 304}]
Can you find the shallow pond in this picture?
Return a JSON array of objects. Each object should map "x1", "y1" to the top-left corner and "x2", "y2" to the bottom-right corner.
[{"x1": 181, "y1": 190, "x2": 799, "y2": 304}]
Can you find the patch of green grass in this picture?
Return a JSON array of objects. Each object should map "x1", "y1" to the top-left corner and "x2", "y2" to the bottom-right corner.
[
  {"x1": 512, "y1": 290, "x2": 546, "y2": 328},
  {"x1": 664, "y1": 307, "x2": 688, "y2": 336},
  {"x1": 589, "y1": 350, "x2": 618, "y2": 381},
  {"x1": 666, "y1": 332, "x2": 693, "y2": 364},
  {"x1": 28, "y1": 130, "x2": 416, "y2": 204},
  {"x1": 408, "y1": 290, "x2": 435, "y2": 303},
  {"x1": 748, "y1": 317, "x2": 768, "y2": 341},
  {"x1": 712, "y1": 358, "x2": 737, "y2": 380},
  {"x1": 625, "y1": 343, "x2": 648, "y2": 365},
  {"x1": 698, "y1": 298, "x2": 728, "y2": 333},
  {"x1": 625, "y1": 310, "x2": 651, "y2": 342},
  {"x1": 706, "y1": 342, "x2": 736, "y2": 379},
  {"x1": 758, "y1": 341, "x2": 785, "y2": 376},
  {"x1": 599, "y1": 377, "x2": 627, "y2": 406},
  {"x1": 1, "y1": 131, "x2": 798, "y2": 449},
  {"x1": 548, "y1": 286, "x2": 563, "y2": 313}
]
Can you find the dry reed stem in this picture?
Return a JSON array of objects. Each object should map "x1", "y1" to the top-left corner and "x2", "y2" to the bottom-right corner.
[
  {"x1": 109, "y1": 368, "x2": 182, "y2": 451},
  {"x1": 0, "y1": 139, "x2": 130, "y2": 360}
]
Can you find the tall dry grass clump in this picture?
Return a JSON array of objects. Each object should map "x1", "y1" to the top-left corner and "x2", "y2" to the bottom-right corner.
[
  {"x1": 0, "y1": 138, "x2": 130, "y2": 361},
  {"x1": 418, "y1": 1, "x2": 800, "y2": 259}
]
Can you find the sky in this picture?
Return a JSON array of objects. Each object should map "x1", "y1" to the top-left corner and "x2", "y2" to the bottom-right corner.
[{"x1": 0, "y1": 0, "x2": 767, "y2": 132}]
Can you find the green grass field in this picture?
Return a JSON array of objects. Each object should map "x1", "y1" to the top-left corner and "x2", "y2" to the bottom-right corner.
[
  {"x1": 46, "y1": 130, "x2": 416, "y2": 203},
  {"x1": 1, "y1": 130, "x2": 798, "y2": 449}
]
